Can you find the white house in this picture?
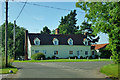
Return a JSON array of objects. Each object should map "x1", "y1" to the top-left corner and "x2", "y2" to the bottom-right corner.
[{"x1": 24, "y1": 29, "x2": 97, "y2": 60}]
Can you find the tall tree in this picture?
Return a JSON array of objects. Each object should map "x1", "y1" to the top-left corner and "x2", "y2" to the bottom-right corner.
[
  {"x1": 58, "y1": 10, "x2": 79, "y2": 34},
  {"x1": 40, "y1": 26, "x2": 51, "y2": 34},
  {"x1": 76, "y1": 21, "x2": 99, "y2": 44},
  {"x1": 1, "y1": 22, "x2": 26, "y2": 59},
  {"x1": 76, "y1": 2, "x2": 120, "y2": 63}
]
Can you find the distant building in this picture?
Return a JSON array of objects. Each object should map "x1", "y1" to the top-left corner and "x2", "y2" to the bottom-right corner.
[{"x1": 91, "y1": 43, "x2": 109, "y2": 56}]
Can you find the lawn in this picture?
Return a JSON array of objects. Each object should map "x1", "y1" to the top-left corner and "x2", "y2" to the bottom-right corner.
[
  {"x1": 14, "y1": 59, "x2": 112, "y2": 62},
  {"x1": 100, "y1": 63, "x2": 120, "y2": 78},
  {"x1": 0, "y1": 67, "x2": 18, "y2": 74}
]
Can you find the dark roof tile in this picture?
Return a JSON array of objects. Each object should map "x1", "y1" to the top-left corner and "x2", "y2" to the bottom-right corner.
[{"x1": 28, "y1": 33, "x2": 85, "y2": 45}]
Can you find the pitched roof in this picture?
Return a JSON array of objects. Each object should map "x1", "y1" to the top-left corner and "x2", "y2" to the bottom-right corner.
[
  {"x1": 28, "y1": 33, "x2": 86, "y2": 45},
  {"x1": 91, "y1": 43, "x2": 109, "y2": 50}
]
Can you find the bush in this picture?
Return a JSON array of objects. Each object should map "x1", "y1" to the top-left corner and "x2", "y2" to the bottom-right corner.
[
  {"x1": 89, "y1": 55, "x2": 93, "y2": 59},
  {"x1": 31, "y1": 53, "x2": 45, "y2": 60},
  {"x1": 52, "y1": 55, "x2": 56, "y2": 59},
  {"x1": 94, "y1": 55, "x2": 99, "y2": 59},
  {"x1": 80, "y1": 56, "x2": 85, "y2": 59},
  {"x1": 47, "y1": 56, "x2": 51, "y2": 59}
]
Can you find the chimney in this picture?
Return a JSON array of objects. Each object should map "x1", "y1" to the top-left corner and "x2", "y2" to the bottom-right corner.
[
  {"x1": 25, "y1": 30, "x2": 28, "y2": 60},
  {"x1": 55, "y1": 28, "x2": 59, "y2": 34},
  {"x1": 84, "y1": 32, "x2": 87, "y2": 38}
]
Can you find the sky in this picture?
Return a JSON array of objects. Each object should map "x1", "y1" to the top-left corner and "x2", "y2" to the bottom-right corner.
[{"x1": 0, "y1": 1, "x2": 109, "y2": 44}]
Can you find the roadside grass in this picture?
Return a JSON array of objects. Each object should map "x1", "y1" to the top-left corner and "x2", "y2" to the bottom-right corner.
[
  {"x1": 14, "y1": 59, "x2": 112, "y2": 62},
  {"x1": 100, "y1": 63, "x2": 120, "y2": 78},
  {"x1": 0, "y1": 67, "x2": 18, "y2": 74}
]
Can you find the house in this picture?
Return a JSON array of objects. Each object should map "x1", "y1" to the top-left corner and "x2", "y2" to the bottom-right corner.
[
  {"x1": 24, "y1": 29, "x2": 98, "y2": 60},
  {"x1": 91, "y1": 43, "x2": 109, "y2": 56}
]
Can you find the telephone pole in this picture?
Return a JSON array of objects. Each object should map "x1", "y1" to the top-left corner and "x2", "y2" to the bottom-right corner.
[{"x1": 5, "y1": 0, "x2": 8, "y2": 67}]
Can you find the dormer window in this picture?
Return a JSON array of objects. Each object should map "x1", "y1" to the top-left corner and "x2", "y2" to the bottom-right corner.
[
  {"x1": 68, "y1": 38, "x2": 73, "y2": 45},
  {"x1": 34, "y1": 38, "x2": 40, "y2": 45},
  {"x1": 53, "y1": 38, "x2": 59, "y2": 45},
  {"x1": 83, "y1": 38, "x2": 88, "y2": 46}
]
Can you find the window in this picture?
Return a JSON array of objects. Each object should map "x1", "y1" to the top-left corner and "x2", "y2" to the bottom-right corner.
[
  {"x1": 35, "y1": 50, "x2": 39, "y2": 53},
  {"x1": 34, "y1": 38, "x2": 40, "y2": 45},
  {"x1": 85, "y1": 41, "x2": 87, "y2": 45},
  {"x1": 83, "y1": 39, "x2": 88, "y2": 46},
  {"x1": 35, "y1": 41, "x2": 39, "y2": 45},
  {"x1": 92, "y1": 51, "x2": 94, "y2": 55},
  {"x1": 43, "y1": 50, "x2": 47, "y2": 54},
  {"x1": 77, "y1": 51, "x2": 80, "y2": 55},
  {"x1": 53, "y1": 38, "x2": 59, "y2": 45},
  {"x1": 85, "y1": 51, "x2": 88, "y2": 55},
  {"x1": 54, "y1": 41, "x2": 57, "y2": 45},
  {"x1": 68, "y1": 38, "x2": 73, "y2": 45},
  {"x1": 69, "y1": 51, "x2": 73, "y2": 54},
  {"x1": 54, "y1": 51, "x2": 58, "y2": 55}
]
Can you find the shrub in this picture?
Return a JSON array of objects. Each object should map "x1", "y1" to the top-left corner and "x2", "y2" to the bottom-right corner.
[
  {"x1": 80, "y1": 56, "x2": 84, "y2": 59},
  {"x1": 52, "y1": 55, "x2": 56, "y2": 59},
  {"x1": 89, "y1": 55, "x2": 93, "y2": 59},
  {"x1": 47, "y1": 56, "x2": 51, "y2": 59},
  {"x1": 94, "y1": 55, "x2": 99, "y2": 59},
  {"x1": 31, "y1": 53, "x2": 45, "y2": 60}
]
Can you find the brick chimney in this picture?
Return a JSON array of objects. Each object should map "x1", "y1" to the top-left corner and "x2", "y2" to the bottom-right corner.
[
  {"x1": 55, "y1": 28, "x2": 59, "y2": 34},
  {"x1": 84, "y1": 32, "x2": 87, "y2": 38},
  {"x1": 25, "y1": 30, "x2": 28, "y2": 60}
]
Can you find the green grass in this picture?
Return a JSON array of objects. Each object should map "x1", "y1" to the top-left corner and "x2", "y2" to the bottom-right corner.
[
  {"x1": 100, "y1": 63, "x2": 120, "y2": 78},
  {"x1": 14, "y1": 59, "x2": 112, "y2": 62},
  {"x1": 0, "y1": 67, "x2": 18, "y2": 74}
]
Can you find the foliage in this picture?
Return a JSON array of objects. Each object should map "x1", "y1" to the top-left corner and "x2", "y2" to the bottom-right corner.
[
  {"x1": 31, "y1": 53, "x2": 45, "y2": 60},
  {"x1": 40, "y1": 26, "x2": 51, "y2": 34},
  {"x1": 80, "y1": 56, "x2": 85, "y2": 59},
  {"x1": 51, "y1": 29, "x2": 55, "y2": 34},
  {"x1": 76, "y1": 2, "x2": 120, "y2": 63},
  {"x1": 76, "y1": 21, "x2": 100, "y2": 44},
  {"x1": 46, "y1": 56, "x2": 51, "y2": 59},
  {"x1": 100, "y1": 46, "x2": 112, "y2": 58},
  {"x1": 1, "y1": 22, "x2": 26, "y2": 59},
  {"x1": 89, "y1": 55, "x2": 93, "y2": 59},
  {"x1": 58, "y1": 10, "x2": 79, "y2": 34}
]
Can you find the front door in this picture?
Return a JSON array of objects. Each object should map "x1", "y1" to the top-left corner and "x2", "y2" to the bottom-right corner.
[{"x1": 77, "y1": 51, "x2": 80, "y2": 59}]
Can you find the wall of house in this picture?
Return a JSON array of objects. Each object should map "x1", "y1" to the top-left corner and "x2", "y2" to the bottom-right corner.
[
  {"x1": 28, "y1": 37, "x2": 32, "y2": 59},
  {"x1": 28, "y1": 45, "x2": 92, "y2": 59}
]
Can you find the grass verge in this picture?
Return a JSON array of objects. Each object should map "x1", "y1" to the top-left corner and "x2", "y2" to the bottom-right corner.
[
  {"x1": 14, "y1": 59, "x2": 112, "y2": 62},
  {"x1": 0, "y1": 67, "x2": 18, "y2": 74},
  {"x1": 100, "y1": 63, "x2": 120, "y2": 78}
]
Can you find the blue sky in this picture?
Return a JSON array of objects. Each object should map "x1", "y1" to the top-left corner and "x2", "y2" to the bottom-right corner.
[{"x1": 0, "y1": 1, "x2": 109, "y2": 44}]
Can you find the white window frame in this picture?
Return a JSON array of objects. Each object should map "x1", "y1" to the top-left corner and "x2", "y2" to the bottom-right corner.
[
  {"x1": 83, "y1": 39, "x2": 88, "y2": 46},
  {"x1": 53, "y1": 38, "x2": 59, "y2": 45},
  {"x1": 68, "y1": 38, "x2": 73, "y2": 45},
  {"x1": 34, "y1": 38, "x2": 40, "y2": 45}
]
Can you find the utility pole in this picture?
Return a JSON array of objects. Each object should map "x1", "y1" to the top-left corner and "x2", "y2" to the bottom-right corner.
[
  {"x1": 5, "y1": 0, "x2": 8, "y2": 67},
  {"x1": 13, "y1": 20, "x2": 16, "y2": 59}
]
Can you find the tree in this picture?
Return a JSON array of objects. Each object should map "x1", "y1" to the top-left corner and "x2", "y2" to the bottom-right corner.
[
  {"x1": 76, "y1": 2, "x2": 120, "y2": 63},
  {"x1": 1, "y1": 22, "x2": 26, "y2": 59},
  {"x1": 58, "y1": 10, "x2": 79, "y2": 34},
  {"x1": 76, "y1": 21, "x2": 99, "y2": 44},
  {"x1": 40, "y1": 26, "x2": 51, "y2": 34},
  {"x1": 51, "y1": 29, "x2": 55, "y2": 34}
]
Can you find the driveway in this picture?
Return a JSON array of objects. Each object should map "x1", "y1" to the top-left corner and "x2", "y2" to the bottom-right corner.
[{"x1": 3, "y1": 61, "x2": 113, "y2": 78}]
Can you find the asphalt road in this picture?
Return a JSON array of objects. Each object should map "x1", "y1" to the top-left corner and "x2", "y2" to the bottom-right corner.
[{"x1": 4, "y1": 61, "x2": 113, "y2": 78}]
